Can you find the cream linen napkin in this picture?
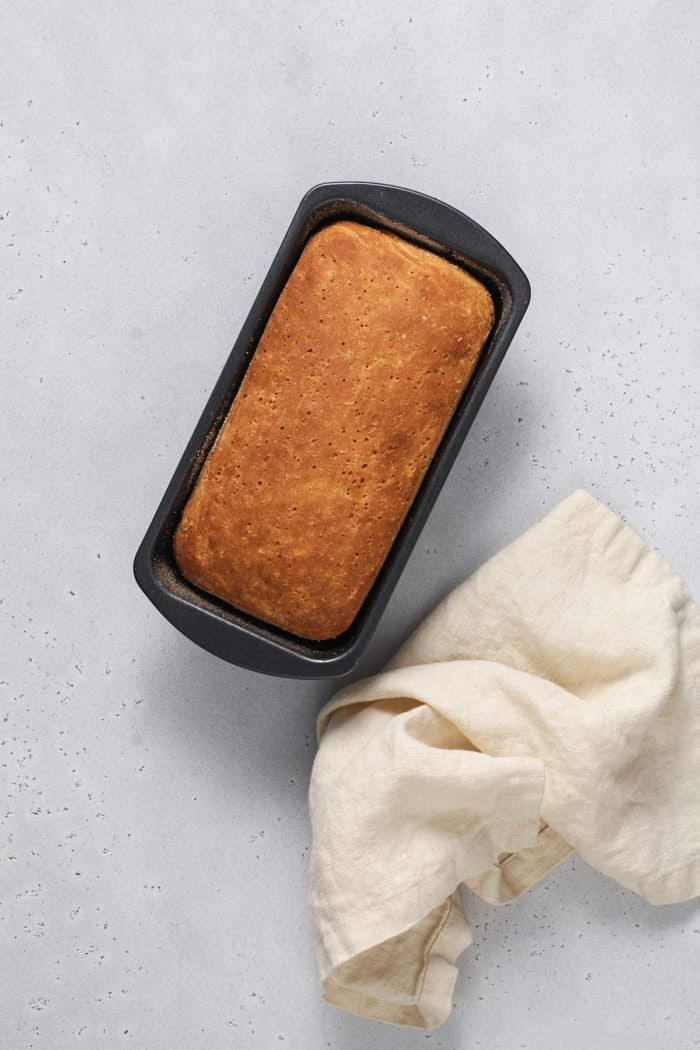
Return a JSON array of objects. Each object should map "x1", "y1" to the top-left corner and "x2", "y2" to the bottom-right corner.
[{"x1": 309, "y1": 490, "x2": 700, "y2": 1029}]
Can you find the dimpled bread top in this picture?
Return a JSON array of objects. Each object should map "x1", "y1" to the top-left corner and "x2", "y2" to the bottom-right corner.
[{"x1": 173, "y1": 220, "x2": 494, "y2": 640}]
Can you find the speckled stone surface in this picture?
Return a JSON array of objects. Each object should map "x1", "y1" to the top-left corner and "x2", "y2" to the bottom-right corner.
[{"x1": 2, "y1": 2, "x2": 699, "y2": 1048}]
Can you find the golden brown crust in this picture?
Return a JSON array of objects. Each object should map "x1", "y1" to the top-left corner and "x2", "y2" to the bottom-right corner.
[{"x1": 173, "y1": 220, "x2": 494, "y2": 640}]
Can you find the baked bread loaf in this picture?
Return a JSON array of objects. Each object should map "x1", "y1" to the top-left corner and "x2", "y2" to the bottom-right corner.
[{"x1": 173, "y1": 220, "x2": 494, "y2": 640}]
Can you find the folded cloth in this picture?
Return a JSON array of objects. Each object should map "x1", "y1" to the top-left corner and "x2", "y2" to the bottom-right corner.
[{"x1": 309, "y1": 490, "x2": 700, "y2": 1029}]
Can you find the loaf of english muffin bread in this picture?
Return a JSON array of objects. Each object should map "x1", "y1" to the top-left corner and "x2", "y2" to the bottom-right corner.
[{"x1": 173, "y1": 220, "x2": 494, "y2": 640}]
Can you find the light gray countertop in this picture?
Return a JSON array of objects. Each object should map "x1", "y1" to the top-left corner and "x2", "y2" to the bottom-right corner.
[{"x1": 2, "y1": 2, "x2": 699, "y2": 1047}]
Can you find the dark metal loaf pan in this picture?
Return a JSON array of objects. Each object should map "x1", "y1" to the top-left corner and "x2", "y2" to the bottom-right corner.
[{"x1": 133, "y1": 182, "x2": 530, "y2": 679}]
